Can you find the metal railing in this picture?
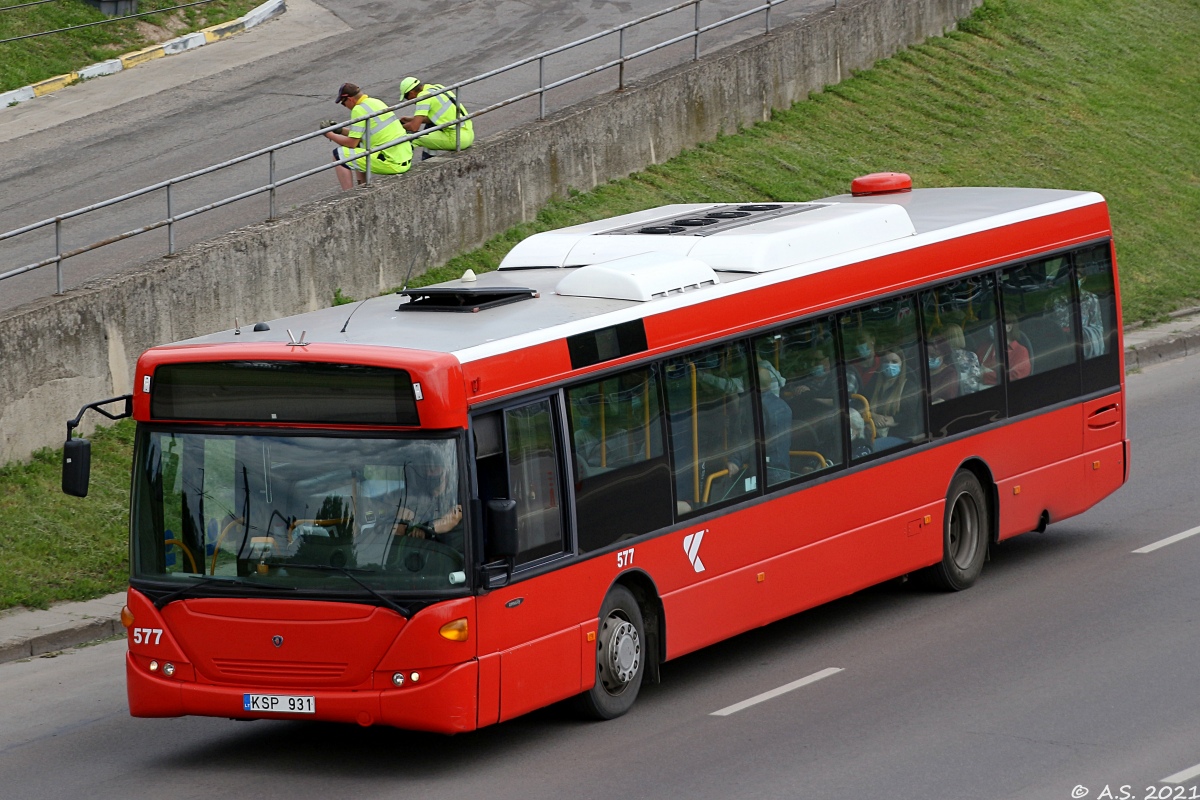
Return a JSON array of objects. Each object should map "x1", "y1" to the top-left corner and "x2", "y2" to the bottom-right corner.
[{"x1": 1, "y1": 0, "x2": 810, "y2": 296}]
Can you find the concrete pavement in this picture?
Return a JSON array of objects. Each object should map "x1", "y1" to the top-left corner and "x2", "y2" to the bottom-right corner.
[
  {"x1": 0, "y1": 0, "x2": 349, "y2": 144},
  {"x1": 2, "y1": 311, "x2": 1196, "y2": 666}
]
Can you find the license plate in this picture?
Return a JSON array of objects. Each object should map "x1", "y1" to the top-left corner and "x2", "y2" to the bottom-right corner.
[{"x1": 243, "y1": 693, "x2": 316, "y2": 714}]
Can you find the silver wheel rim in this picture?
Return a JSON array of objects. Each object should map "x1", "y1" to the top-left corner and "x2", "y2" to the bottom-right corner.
[
  {"x1": 948, "y1": 489, "x2": 981, "y2": 570},
  {"x1": 598, "y1": 611, "x2": 641, "y2": 696}
]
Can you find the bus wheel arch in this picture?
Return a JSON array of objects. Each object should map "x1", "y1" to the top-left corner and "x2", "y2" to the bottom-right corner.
[
  {"x1": 924, "y1": 463, "x2": 992, "y2": 591},
  {"x1": 616, "y1": 570, "x2": 664, "y2": 686},
  {"x1": 577, "y1": 572, "x2": 663, "y2": 720},
  {"x1": 957, "y1": 457, "x2": 999, "y2": 547}
]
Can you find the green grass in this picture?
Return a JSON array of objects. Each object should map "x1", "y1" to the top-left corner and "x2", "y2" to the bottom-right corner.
[
  {"x1": 2, "y1": 0, "x2": 1197, "y2": 610},
  {"x1": 0, "y1": 421, "x2": 133, "y2": 608},
  {"x1": 1, "y1": 0, "x2": 260, "y2": 93},
  {"x1": 418, "y1": 0, "x2": 1200, "y2": 323}
]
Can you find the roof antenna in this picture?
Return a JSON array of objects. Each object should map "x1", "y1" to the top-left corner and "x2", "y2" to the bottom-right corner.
[
  {"x1": 339, "y1": 298, "x2": 368, "y2": 334},
  {"x1": 395, "y1": 257, "x2": 421, "y2": 308}
]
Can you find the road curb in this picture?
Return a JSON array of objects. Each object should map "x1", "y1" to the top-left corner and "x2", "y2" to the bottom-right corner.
[
  {"x1": 1123, "y1": 307, "x2": 1200, "y2": 373},
  {"x1": 0, "y1": 592, "x2": 126, "y2": 666},
  {"x1": 0, "y1": 0, "x2": 285, "y2": 111}
]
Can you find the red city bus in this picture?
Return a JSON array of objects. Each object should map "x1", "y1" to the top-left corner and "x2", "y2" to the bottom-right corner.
[{"x1": 63, "y1": 174, "x2": 1128, "y2": 732}]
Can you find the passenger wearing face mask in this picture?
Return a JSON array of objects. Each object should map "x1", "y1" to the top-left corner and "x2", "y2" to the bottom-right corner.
[
  {"x1": 927, "y1": 335, "x2": 959, "y2": 403},
  {"x1": 782, "y1": 349, "x2": 838, "y2": 454},
  {"x1": 869, "y1": 348, "x2": 919, "y2": 441},
  {"x1": 849, "y1": 330, "x2": 881, "y2": 392}
]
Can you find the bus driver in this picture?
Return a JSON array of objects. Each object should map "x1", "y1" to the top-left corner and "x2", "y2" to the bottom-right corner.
[{"x1": 390, "y1": 445, "x2": 464, "y2": 544}]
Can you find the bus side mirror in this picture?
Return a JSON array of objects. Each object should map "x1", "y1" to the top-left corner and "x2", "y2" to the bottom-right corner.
[
  {"x1": 485, "y1": 499, "x2": 519, "y2": 561},
  {"x1": 62, "y1": 437, "x2": 92, "y2": 498},
  {"x1": 61, "y1": 394, "x2": 132, "y2": 499}
]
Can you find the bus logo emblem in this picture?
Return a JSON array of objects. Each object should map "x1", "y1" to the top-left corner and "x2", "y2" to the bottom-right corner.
[
  {"x1": 683, "y1": 530, "x2": 706, "y2": 573},
  {"x1": 272, "y1": 635, "x2": 283, "y2": 648}
]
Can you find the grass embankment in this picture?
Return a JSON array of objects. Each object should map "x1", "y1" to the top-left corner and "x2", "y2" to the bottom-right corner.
[
  {"x1": 2, "y1": 0, "x2": 1197, "y2": 610},
  {"x1": 1, "y1": 0, "x2": 260, "y2": 93}
]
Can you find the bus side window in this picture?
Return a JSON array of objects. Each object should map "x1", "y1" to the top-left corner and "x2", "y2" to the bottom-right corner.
[
  {"x1": 840, "y1": 297, "x2": 927, "y2": 460},
  {"x1": 664, "y1": 342, "x2": 758, "y2": 515},
  {"x1": 566, "y1": 367, "x2": 672, "y2": 552},
  {"x1": 920, "y1": 274, "x2": 1006, "y2": 438},
  {"x1": 505, "y1": 399, "x2": 568, "y2": 565},
  {"x1": 753, "y1": 317, "x2": 843, "y2": 487},
  {"x1": 1074, "y1": 243, "x2": 1121, "y2": 394},
  {"x1": 1001, "y1": 257, "x2": 1083, "y2": 414},
  {"x1": 475, "y1": 400, "x2": 569, "y2": 567}
]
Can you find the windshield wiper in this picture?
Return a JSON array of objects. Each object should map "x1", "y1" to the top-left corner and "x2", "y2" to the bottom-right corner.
[
  {"x1": 282, "y1": 564, "x2": 411, "y2": 618},
  {"x1": 152, "y1": 575, "x2": 280, "y2": 608}
]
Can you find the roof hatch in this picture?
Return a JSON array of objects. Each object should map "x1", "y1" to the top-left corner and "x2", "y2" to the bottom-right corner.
[{"x1": 398, "y1": 286, "x2": 537, "y2": 313}]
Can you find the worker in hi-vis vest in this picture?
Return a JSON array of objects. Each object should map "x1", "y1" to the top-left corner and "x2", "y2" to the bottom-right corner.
[
  {"x1": 324, "y1": 82, "x2": 413, "y2": 190},
  {"x1": 399, "y1": 76, "x2": 475, "y2": 158}
]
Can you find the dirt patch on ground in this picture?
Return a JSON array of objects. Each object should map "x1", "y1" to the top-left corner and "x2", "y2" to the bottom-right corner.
[{"x1": 134, "y1": 11, "x2": 188, "y2": 44}]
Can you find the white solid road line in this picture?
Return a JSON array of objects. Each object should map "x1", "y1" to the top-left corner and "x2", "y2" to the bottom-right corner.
[
  {"x1": 1162, "y1": 761, "x2": 1200, "y2": 785},
  {"x1": 1132, "y1": 525, "x2": 1200, "y2": 554},
  {"x1": 710, "y1": 667, "x2": 844, "y2": 717}
]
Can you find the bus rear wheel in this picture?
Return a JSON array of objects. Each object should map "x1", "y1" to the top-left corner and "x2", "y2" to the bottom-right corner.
[
  {"x1": 577, "y1": 585, "x2": 645, "y2": 720},
  {"x1": 927, "y1": 470, "x2": 989, "y2": 591}
]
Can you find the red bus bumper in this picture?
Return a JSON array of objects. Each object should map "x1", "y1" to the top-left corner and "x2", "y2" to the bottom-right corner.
[{"x1": 127, "y1": 653, "x2": 479, "y2": 734}]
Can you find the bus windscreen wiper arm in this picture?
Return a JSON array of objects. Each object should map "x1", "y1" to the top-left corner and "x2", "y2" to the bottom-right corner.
[
  {"x1": 282, "y1": 564, "x2": 411, "y2": 618},
  {"x1": 152, "y1": 575, "x2": 262, "y2": 608}
]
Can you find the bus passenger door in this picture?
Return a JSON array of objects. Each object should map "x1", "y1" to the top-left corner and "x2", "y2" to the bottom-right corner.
[{"x1": 474, "y1": 398, "x2": 582, "y2": 724}]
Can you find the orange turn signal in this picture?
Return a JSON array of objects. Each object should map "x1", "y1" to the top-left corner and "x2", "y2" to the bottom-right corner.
[
  {"x1": 439, "y1": 618, "x2": 469, "y2": 642},
  {"x1": 120, "y1": 605, "x2": 134, "y2": 629}
]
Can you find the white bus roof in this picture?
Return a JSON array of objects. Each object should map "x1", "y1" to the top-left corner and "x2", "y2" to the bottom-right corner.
[{"x1": 176, "y1": 187, "x2": 1105, "y2": 364}]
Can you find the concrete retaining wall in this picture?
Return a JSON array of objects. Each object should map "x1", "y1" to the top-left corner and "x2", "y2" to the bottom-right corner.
[{"x1": 0, "y1": 0, "x2": 982, "y2": 463}]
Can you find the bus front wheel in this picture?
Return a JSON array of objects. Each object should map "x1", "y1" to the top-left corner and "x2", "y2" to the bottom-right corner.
[
  {"x1": 927, "y1": 470, "x2": 989, "y2": 591},
  {"x1": 578, "y1": 585, "x2": 645, "y2": 720}
]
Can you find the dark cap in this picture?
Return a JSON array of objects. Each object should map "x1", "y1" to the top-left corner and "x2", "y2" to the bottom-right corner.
[{"x1": 335, "y1": 82, "x2": 360, "y2": 103}]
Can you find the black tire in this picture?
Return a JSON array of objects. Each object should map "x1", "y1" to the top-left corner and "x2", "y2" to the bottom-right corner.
[
  {"x1": 926, "y1": 470, "x2": 989, "y2": 591},
  {"x1": 577, "y1": 585, "x2": 645, "y2": 720}
]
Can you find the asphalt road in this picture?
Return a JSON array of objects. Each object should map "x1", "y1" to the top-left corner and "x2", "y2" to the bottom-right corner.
[
  {"x1": 0, "y1": 0, "x2": 827, "y2": 313},
  {"x1": 1, "y1": 360, "x2": 1197, "y2": 800}
]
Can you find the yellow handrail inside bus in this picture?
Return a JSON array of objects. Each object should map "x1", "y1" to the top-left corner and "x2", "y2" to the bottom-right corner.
[
  {"x1": 210, "y1": 517, "x2": 245, "y2": 575},
  {"x1": 164, "y1": 538, "x2": 198, "y2": 574},
  {"x1": 689, "y1": 362, "x2": 699, "y2": 504},
  {"x1": 850, "y1": 393, "x2": 876, "y2": 441},
  {"x1": 789, "y1": 450, "x2": 828, "y2": 469},
  {"x1": 702, "y1": 469, "x2": 730, "y2": 504}
]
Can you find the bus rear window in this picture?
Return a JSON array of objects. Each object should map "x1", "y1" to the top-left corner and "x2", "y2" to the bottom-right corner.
[{"x1": 150, "y1": 362, "x2": 420, "y2": 425}]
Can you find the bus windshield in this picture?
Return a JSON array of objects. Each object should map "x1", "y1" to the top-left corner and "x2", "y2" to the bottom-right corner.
[{"x1": 130, "y1": 429, "x2": 468, "y2": 599}]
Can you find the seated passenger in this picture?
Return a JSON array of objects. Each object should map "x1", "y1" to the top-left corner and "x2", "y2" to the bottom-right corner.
[
  {"x1": 848, "y1": 407, "x2": 874, "y2": 460},
  {"x1": 868, "y1": 348, "x2": 919, "y2": 440},
  {"x1": 758, "y1": 365, "x2": 793, "y2": 483},
  {"x1": 1005, "y1": 317, "x2": 1032, "y2": 380},
  {"x1": 783, "y1": 350, "x2": 839, "y2": 454},
  {"x1": 927, "y1": 335, "x2": 959, "y2": 403},
  {"x1": 943, "y1": 323, "x2": 985, "y2": 394},
  {"x1": 975, "y1": 329, "x2": 1004, "y2": 386},
  {"x1": 848, "y1": 329, "x2": 881, "y2": 393}
]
